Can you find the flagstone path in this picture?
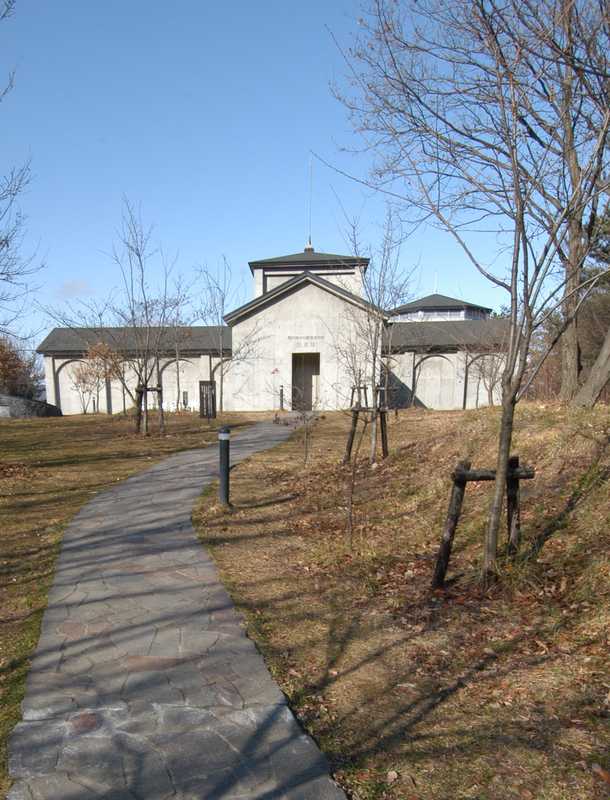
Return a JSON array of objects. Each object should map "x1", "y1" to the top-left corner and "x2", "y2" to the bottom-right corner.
[{"x1": 8, "y1": 421, "x2": 345, "y2": 800}]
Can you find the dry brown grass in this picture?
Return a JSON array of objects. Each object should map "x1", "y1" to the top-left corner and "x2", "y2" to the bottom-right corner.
[
  {"x1": 194, "y1": 403, "x2": 610, "y2": 800},
  {"x1": 0, "y1": 409, "x2": 262, "y2": 798}
]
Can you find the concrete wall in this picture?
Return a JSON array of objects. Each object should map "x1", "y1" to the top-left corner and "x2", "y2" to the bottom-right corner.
[
  {"x1": 224, "y1": 282, "x2": 376, "y2": 411},
  {"x1": 389, "y1": 351, "x2": 503, "y2": 409},
  {"x1": 43, "y1": 354, "x2": 223, "y2": 416},
  {"x1": 0, "y1": 393, "x2": 62, "y2": 418}
]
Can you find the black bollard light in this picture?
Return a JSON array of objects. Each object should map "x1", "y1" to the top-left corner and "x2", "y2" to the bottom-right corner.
[{"x1": 218, "y1": 426, "x2": 231, "y2": 507}]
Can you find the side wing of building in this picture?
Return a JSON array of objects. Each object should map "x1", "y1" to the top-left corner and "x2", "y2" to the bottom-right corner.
[
  {"x1": 37, "y1": 327, "x2": 231, "y2": 415},
  {"x1": 385, "y1": 318, "x2": 510, "y2": 410}
]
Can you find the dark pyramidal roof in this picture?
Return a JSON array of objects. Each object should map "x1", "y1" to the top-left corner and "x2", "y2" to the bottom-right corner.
[
  {"x1": 249, "y1": 246, "x2": 369, "y2": 271},
  {"x1": 37, "y1": 326, "x2": 231, "y2": 356},
  {"x1": 392, "y1": 293, "x2": 492, "y2": 315}
]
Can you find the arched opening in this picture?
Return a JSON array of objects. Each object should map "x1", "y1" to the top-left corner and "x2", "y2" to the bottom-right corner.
[
  {"x1": 412, "y1": 354, "x2": 455, "y2": 409},
  {"x1": 160, "y1": 359, "x2": 195, "y2": 411}
]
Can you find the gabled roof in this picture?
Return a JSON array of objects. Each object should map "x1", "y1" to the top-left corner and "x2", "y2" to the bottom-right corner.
[
  {"x1": 391, "y1": 293, "x2": 492, "y2": 315},
  {"x1": 248, "y1": 249, "x2": 369, "y2": 273},
  {"x1": 224, "y1": 270, "x2": 382, "y2": 325},
  {"x1": 387, "y1": 318, "x2": 509, "y2": 351},
  {"x1": 37, "y1": 326, "x2": 231, "y2": 356}
]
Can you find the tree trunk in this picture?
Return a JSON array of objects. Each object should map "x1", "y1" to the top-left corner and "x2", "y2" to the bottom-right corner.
[
  {"x1": 559, "y1": 45, "x2": 584, "y2": 402},
  {"x1": 573, "y1": 325, "x2": 610, "y2": 407},
  {"x1": 157, "y1": 359, "x2": 165, "y2": 434},
  {"x1": 135, "y1": 386, "x2": 144, "y2": 434},
  {"x1": 158, "y1": 387, "x2": 165, "y2": 433},
  {"x1": 560, "y1": 312, "x2": 582, "y2": 401},
  {"x1": 482, "y1": 391, "x2": 516, "y2": 585},
  {"x1": 142, "y1": 387, "x2": 149, "y2": 436},
  {"x1": 369, "y1": 409, "x2": 378, "y2": 463},
  {"x1": 219, "y1": 362, "x2": 224, "y2": 414},
  {"x1": 175, "y1": 346, "x2": 181, "y2": 410}
]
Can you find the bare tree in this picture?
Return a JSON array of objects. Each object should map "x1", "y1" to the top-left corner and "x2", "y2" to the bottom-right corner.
[
  {"x1": 574, "y1": 319, "x2": 610, "y2": 404},
  {"x1": 334, "y1": 208, "x2": 412, "y2": 461},
  {"x1": 338, "y1": 0, "x2": 609, "y2": 581},
  {"x1": 0, "y1": 2, "x2": 41, "y2": 337},
  {"x1": 69, "y1": 342, "x2": 123, "y2": 413},
  {"x1": 104, "y1": 200, "x2": 178, "y2": 433},
  {"x1": 49, "y1": 199, "x2": 177, "y2": 434},
  {"x1": 195, "y1": 257, "x2": 262, "y2": 413},
  {"x1": 345, "y1": 412, "x2": 370, "y2": 549},
  {"x1": 165, "y1": 274, "x2": 197, "y2": 411},
  {"x1": 574, "y1": 211, "x2": 610, "y2": 405}
]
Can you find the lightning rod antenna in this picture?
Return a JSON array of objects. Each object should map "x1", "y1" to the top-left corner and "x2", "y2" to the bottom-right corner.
[{"x1": 305, "y1": 153, "x2": 314, "y2": 252}]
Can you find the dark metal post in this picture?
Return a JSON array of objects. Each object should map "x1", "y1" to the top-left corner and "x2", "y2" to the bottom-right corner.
[
  {"x1": 279, "y1": 385, "x2": 284, "y2": 411},
  {"x1": 218, "y1": 426, "x2": 231, "y2": 507}
]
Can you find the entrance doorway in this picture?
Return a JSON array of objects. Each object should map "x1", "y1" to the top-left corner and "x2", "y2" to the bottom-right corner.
[
  {"x1": 291, "y1": 353, "x2": 320, "y2": 411},
  {"x1": 199, "y1": 380, "x2": 217, "y2": 419}
]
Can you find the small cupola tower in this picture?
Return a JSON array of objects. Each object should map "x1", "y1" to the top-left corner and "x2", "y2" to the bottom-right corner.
[{"x1": 248, "y1": 247, "x2": 369, "y2": 298}]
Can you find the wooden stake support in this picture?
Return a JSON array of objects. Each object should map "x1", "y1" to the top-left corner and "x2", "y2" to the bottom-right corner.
[
  {"x1": 432, "y1": 455, "x2": 535, "y2": 588},
  {"x1": 379, "y1": 408, "x2": 389, "y2": 459},
  {"x1": 432, "y1": 459, "x2": 471, "y2": 589},
  {"x1": 343, "y1": 406, "x2": 360, "y2": 464}
]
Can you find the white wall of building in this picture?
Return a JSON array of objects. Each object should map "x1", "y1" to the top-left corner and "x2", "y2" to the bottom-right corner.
[
  {"x1": 44, "y1": 354, "x2": 224, "y2": 416},
  {"x1": 253, "y1": 267, "x2": 364, "y2": 298},
  {"x1": 389, "y1": 350, "x2": 503, "y2": 410},
  {"x1": 224, "y1": 282, "x2": 377, "y2": 411}
]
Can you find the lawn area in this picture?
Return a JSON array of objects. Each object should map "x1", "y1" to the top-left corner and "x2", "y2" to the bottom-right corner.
[
  {"x1": 193, "y1": 403, "x2": 610, "y2": 800},
  {"x1": 0, "y1": 409, "x2": 260, "y2": 797}
]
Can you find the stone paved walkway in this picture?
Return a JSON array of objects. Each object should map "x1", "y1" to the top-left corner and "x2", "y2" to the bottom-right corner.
[{"x1": 8, "y1": 421, "x2": 346, "y2": 800}]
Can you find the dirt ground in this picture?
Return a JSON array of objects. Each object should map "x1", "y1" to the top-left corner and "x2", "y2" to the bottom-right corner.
[{"x1": 193, "y1": 404, "x2": 610, "y2": 800}]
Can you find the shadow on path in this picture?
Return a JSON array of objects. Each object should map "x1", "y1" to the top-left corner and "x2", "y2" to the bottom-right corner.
[{"x1": 8, "y1": 421, "x2": 345, "y2": 800}]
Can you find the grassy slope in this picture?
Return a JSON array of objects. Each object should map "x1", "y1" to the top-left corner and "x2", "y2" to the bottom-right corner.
[
  {"x1": 0, "y1": 410, "x2": 260, "y2": 798},
  {"x1": 194, "y1": 404, "x2": 610, "y2": 800}
]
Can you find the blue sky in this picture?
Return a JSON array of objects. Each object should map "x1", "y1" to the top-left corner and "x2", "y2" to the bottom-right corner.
[{"x1": 1, "y1": 0, "x2": 507, "y2": 341}]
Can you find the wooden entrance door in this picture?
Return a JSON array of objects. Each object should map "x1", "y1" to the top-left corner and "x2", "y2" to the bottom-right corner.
[
  {"x1": 199, "y1": 380, "x2": 217, "y2": 418},
  {"x1": 291, "y1": 353, "x2": 320, "y2": 411}
]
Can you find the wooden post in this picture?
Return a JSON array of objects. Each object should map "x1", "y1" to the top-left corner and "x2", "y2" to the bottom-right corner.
[
  {"x1": 506, "y1": 455, "x2": 521, "y2": 556},
  {"x1": 379, "y1": 408, "x2": 389, "y2": 458},
  {"x1": 432, "y1": 459, "x2": 471, "y2": 589},
  {"x1": 343, "y1": 407, "x2": 360, "y2": 464}
]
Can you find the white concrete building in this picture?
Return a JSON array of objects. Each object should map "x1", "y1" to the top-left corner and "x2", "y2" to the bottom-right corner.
[{"x1": 38, "y1": 247, "x2": 507, "y2": 414}]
